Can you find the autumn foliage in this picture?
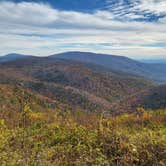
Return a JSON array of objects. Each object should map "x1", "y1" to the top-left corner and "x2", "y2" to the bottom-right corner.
[{"x1": 0, "y1": 106, "x2": 165, "y2": 166}]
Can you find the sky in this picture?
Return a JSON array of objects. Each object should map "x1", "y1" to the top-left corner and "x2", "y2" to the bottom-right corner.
[{"x1": 0, "y1": 0, "x2": 166, "y2": 59}]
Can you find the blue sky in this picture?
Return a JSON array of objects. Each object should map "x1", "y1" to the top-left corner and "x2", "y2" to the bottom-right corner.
[{"x1": 0, "y1": 0, "x2": 166, "y2": 58}]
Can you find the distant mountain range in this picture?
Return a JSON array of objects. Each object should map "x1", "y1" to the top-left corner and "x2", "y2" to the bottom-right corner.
[
  {"x1": 51, "y1": 52, "x2": 166, "y2": 84},
  {"x1": 0, "y1": 53, "x2": 31, "y2": 62},
  {"x1": 0, "y1": 56, "x2": 153, "y2": 113},
  {"x1": 1, "y1": 52, "x2": 166, "y2": 83},
  {"x1": 0, "y1": 51, "x2": 166, "y2": 113},
  {"x1": 139, "y1": 59, "x2": 166, "y2": 64}
]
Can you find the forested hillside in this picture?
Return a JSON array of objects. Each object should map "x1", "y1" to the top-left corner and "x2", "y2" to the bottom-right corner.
[
  {"x1": 1, "y1": 51, "x2": 166, "y2": 83},
  {"x1": 0, "y1": 56, "x2": 154, "y2": 113},
  {"x1": 141, "y1": 85, "x2": 166, "y2": 109},
  {"x1": 52, "y1": 51, "x2": 166, "y2": 83}
]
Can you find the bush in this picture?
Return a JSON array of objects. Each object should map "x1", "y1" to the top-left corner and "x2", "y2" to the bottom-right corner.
[{"x1": 0, "y1": 109, "x2": 165, "y2": 165}]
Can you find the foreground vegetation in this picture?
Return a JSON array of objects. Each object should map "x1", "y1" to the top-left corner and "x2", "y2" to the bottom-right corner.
[{"x1": 0, "y1": 106, "x2": 165, "y2": 166}]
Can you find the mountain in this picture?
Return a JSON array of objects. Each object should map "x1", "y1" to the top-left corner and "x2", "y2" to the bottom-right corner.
[
  {"x1": 0, "y1": 53, "x2": 30, "y2": 62},
  {"x1": 139, "y1": 59, "x2": 166, "y2": 64},
  {"x1": 51, "y1": 51, "x2": 166, "y2": 83},
  {"x1": 0, "y1": 56, "x2": 154, "y2": 113},
  {"x1": 2, "y1": 51, "x2": 166, "y2": 83},
  {"x1": 140, "y1": 85, "x2": 166, "y2": 109},
  {"x1": 1, "y1": 52, "x2": 166, "y2": 113}
]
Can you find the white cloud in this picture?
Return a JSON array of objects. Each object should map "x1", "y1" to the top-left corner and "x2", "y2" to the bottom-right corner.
[
  {"x1": 135, "y1": 0, "x2": 166, "y2": 15},
  {"x1": 0, "y1": 1, "x2": 166, "y2": 58},
  {"x1": 106, "y1": 0, "x2": 166, "y2": 19},
  {"x1": 159, "y1": 17, "x2": 166, "y2": 23}
]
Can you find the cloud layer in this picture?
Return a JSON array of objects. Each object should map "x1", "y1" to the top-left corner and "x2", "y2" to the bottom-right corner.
[
  {"x1": 106, "y1": 0, "x2": 166, "y2": 19},
  {"x1": 0, "y1": 1, "x2": 166, "y2": 58}
]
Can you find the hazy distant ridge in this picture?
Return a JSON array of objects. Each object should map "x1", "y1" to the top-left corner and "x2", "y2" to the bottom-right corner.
[
  {"x1": 51, "y1": 51, "x2": 166, "y2": 83},
  {"x1": 1, "y1": 51, "x2": 166, "y2": 83}
]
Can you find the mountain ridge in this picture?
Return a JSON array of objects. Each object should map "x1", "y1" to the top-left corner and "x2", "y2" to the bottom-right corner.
[
  {"x1": 1, "y1": 51, "x2": 166, "y2": 84},
  {"x1": 0, "y1": 56, "x2": 154, "y2": 113},
  {"x1": 50, "y1": 51, "x2": 166, "y2": 83},
  {"x1": 0, "y1": 53, "x2": 31, "y2": 62}
]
